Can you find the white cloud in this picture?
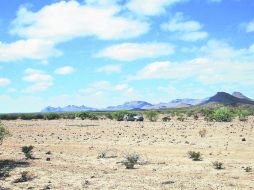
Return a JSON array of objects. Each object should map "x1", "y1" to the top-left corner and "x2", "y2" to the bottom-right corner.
[
  {"x1": 11, "y1": 1, "x2": 149, "y2": 42},
  {"x1": 115, "y1": 83, "x2": 128, "y2": 91},
  {"x1": 55, "y1": 66, "x2": 74, "y2": 75},
  {"x1": 180, "y1": 31, "x2": 208, "y2": 41},
  {"x1": 0, "y1": 78, "x2": 11, "y2": 86},
  {"x1": 126, "y1": 0, "x2": 187, "y2": 16},
  {"x1": 0, "y1": 39, "x2": 61, "y2": 62},
  {"x1": 97, "y1": 42, "x2": 174, "y2": 61},
  {"x1": 161, "y1": 13, "x2": 208, "y2": 42},
  {"x1": 97, "y1": 64, "x2": 122, "y2": 73},
  {"x1": 244, "y1": 20, "x2": 254, "y2": 33},
  {"x1": 129, "y1": 40, "x2": 254, "y2": 86},
  {"x1": 23, "y1": 68, "x2": 53, "y2": 93}
]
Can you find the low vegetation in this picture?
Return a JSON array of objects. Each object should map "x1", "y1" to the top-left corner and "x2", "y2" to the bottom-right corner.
[
  {"x1": 0, "y1": 124, "x2": 10, "y2": 145},
  {"x1": 111, "y1": 110, "x2": 128, "y2": 121},
  {"x1": 13, "y1": 171, "x2": 35, "y2": 183},
  {"x1": 22, "y1": 146, "x2": 34, "y2": 160},
  {"x1": 244, "y1": 166, "x2": 252, "y2": 172},
  {"x1": 213, "y1": 161, "x2": 224, "y2": 170},
  {"x1": 0, "y1": 105, "x2": 253, "y2": 122},
  {"x1": 144, "y1": 111, "x2": 159, "y2": 122},
  {"x1": 123, "y1": 153, "x2": 140, "y2": 169},
  {"x1": 188, "y1": 151, "x2": 203, "y2": 161}
]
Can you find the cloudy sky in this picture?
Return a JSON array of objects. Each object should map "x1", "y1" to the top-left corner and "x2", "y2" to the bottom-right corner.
[{"x1": 0, "y1": 0, "x2": 254, "y2": 113}]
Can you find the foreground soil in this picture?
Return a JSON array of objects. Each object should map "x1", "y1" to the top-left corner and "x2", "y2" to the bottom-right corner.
[{"x1": 1, "y1": 117, "x2": 254, "y2": 190}]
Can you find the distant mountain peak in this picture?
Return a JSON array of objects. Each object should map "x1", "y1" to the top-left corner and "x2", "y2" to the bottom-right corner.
[
  {"x1": 232, "y1": 92, "x2": 251, "y2": 100},
  {"x1": 204, "y1": 91, "x2": 254, "y2": 105}
]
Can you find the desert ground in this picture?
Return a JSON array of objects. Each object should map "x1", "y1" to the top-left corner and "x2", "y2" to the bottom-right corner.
[{"x1": 1, "y1": 117, "x2": 254, "y2": 190}]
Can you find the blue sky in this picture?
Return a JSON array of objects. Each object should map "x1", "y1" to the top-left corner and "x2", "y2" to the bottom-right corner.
[{"x1": 0, "y1": 0, "x2": 254, "y2": 113}]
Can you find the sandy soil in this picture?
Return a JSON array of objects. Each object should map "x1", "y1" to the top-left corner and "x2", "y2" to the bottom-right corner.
[{"x1": 1, "y1": 117, "x2": 254, "y2": 190}]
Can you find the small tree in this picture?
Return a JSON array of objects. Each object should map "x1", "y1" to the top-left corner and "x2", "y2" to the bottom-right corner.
[
  {"x1": 22, "y1": 146, "x2": 34, "y2": 159},
  {"x1": 75, "y1": 111, "x2": 90, "y2": 120},
  {"x1": 211, "y1": 108, "x2": 233, "y2": 122},
  {"x1": 44, "y1": 113, "x2": 60, "y2": 120},
  {"x1": 0, "y1": 124, "x2": 10, "y2": 145},
  {"x1": 145, "y1": 111, "x2": 159, "y2": 122},
  {"x1": 111, "y1": 110, "x2": 128, "y2": 121}
]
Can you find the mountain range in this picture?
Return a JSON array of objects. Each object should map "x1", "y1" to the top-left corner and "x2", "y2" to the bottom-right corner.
[{"x1": 41, "y1": 91, "x2": 254, "y2": 112}]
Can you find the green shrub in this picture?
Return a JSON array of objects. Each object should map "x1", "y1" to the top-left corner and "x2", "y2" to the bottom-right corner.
[
  {"x1": 0, "y1": 114, "x2": 19, "y2": 120},
  {"x1": 75, "y1": 111, "x2": 99, "y2": 120},
  {"x1": 104, "y1": 113, "x2": 113, "y2": 120},
  {"x1": 0, "y1": 125, "x2": 10, "y2": 144},
  {"x1": 145, "y1": 111, "x2": 159, "y2": 122},
  {"x1": 237, "y1": 110, "x2": 251, "y2": 122},
  {"x1": 188, "y1": 151, "x2": 202, "y2": 161},
  {"x1": 209, "y1": 108, "x2": 233, "y2": 122},
  {"x1": 75, "y1": 111, "x2": 89, "y2": 120},
  {"x1": 213, "y1": 161, "x2": 224, "y2": 170},
  {"x1": 177, "y1": 114, "x2": 185, "y2": 122},
  {"x1": 22, "y1": 146, "x2": 34, "y2": 159},
  {"x1": 111, "y1": 110, "x2": 128, "y2": 121},
  {"x1": 44, "y1": 113, "x2": 60, "y2": 120}
]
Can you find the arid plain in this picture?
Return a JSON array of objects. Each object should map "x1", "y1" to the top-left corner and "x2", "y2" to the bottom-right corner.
[{"x1": 1, "y1": 117, "x2": 254, "y2": 190}]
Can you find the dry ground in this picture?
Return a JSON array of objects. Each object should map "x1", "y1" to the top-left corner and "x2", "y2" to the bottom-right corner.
[{"x1": 1, "y1": 117, "x2": 254, "y2": 190}]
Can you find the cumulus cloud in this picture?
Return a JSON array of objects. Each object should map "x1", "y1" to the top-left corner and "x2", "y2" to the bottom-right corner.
[
  {"x1": 54, "y1": 66, "x2": 75, "y2": 75},
  {"x1": 0, "y1": 78, "x2": 11, "y2": 86},
  {"x1": 97, "y1": 42, "x2": 174, "y2": 61},
  {"x1": 23, "y1": 68, "x2": 53, "y2": 93},
  {"x1": 129, "y1": 40, "x2": 254, "y2": 86},
  {"x1": 0, "y1": 39, "x2": 61, "y2": 62},
  {"x1": 97, "y1": 64, "x2": 122, "y2": 73},
  {"x1": 126, "y1": 0, "x2": 187, "y2": 16},
  {"x1": 161, "y1": 13, "x2": 208, "y2": 41},
  {"x1": 11, "y1": 1, "x2": 149, "y2": 42}
]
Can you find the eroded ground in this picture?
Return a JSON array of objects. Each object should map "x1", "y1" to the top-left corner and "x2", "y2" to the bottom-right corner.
[{"x1": 1, "y1": 117, "x2": 254, "y2": 189}]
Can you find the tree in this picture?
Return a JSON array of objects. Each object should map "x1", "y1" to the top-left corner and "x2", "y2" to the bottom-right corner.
[
  {"x1": 145, "y1": 111, "x2": 159, "y2": 122},
  {"x1": 111, "y1": 110, "x2": 128, "y2": 121}
]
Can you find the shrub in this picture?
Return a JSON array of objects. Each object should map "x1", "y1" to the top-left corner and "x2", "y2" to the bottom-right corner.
[
  {"x1": 22, "y1": 146, "x2": 34, "y2": 159},
  {"x1": 75, "y1": 111, "x2": 99, "y2": 120},
  {"x1": 13, "y1": 171, "x2": 35, "y2": 183},
  {"x1": 104, "y1": 113, "x2": 113, "y2": 120},
  {"x1": 188, "y1": 151, "x2": 202, "y2": 161},
  {"x1": 213, "y1": 161, "x2": 224, "y2": 170},
  {"x1": 123, "y1": 153, "x2": 140, "y2": 169},
  {"x1": 193, "y1": 114, "x2": 199, "y2": 120},
  {"x1": 177, "y1": 115, "x2": 185, "y2": 122},
  {"x1": 237, "y1": 110, "x2": 250, "y2": 122},
  {"x1": 199, "y1": 129, "x2": 207, "y2": 138},
  {"x1": 0, "y1": 125, "x2": 10, "y2": 145},
  {"x1": 210, "y1": 108, "x2": 233, "y2": 122},
  {"x1": 44, "y1": 113, "x2": 60, "y2": 120},
  {"x1": 244, "y1": 166, "x2": 252, "y2": 172},
  {"x1": 111, "y1": 110, "x2": 128, "y2": 121},
  {"x1": 75, "y1": 111, "x2": 90, "y2": 120},
  {"x1": 145, "y1": 111, "x2": 159, "y2": 122},
  {"x1": 0, "y1": 114, "x2": 19, "y2": 120}
]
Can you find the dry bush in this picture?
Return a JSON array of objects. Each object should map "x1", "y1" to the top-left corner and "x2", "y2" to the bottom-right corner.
[
  {"x1": 13, "y1": 171, "x2": 35, "y2": 183},
  {"x1": 199, "y1": 129, "x2": 207, "y2": 138}
]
